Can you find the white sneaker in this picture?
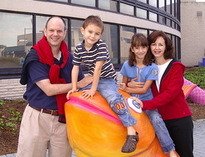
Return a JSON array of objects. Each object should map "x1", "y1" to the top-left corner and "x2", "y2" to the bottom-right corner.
[{"x1": 127, "y1": 98, "x2": 142, "y2": 113}]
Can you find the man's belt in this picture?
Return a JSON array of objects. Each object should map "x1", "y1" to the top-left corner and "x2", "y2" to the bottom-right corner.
[{"x1": 29, "y1": 105, "x2": 59, "y2": 116}]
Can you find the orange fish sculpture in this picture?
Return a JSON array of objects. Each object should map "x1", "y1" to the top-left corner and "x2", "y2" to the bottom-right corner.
[{"x1": 65, "y1": 90, "x2": 166, "y2": 157}]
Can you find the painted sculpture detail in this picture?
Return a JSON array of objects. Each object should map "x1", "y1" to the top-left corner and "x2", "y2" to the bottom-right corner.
[
  {"x1": 65, "y1": 90, "x2": 166, "y2": 157},
  {"x1": 183, "y1": 78, "x2": 205, "y2": 105}
]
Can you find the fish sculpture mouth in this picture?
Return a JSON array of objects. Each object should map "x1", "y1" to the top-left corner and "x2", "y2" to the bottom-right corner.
[{"x1": 68, "y1": 96, "x2": 121, "y2": 124}]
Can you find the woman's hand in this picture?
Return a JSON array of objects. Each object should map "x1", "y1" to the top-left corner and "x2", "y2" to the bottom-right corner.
[
  {"x1": 130, "y1": 96, "x2": 143, "y2": 108},
  {"x1": 66, "y1": 88, "x2": 78, "y2": 100}
]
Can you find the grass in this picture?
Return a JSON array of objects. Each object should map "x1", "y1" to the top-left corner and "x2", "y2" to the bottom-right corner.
[
  {"x1": 185, "y1": 67, "x2": 205, "y2": 88},
  {"x1": 0, "y1": 99, "x2": 24, "y2": 133}
]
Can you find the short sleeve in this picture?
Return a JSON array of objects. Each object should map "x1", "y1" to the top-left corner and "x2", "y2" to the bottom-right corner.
[
  {"x1": 95, "y1": 41, "x2": 108, "y2": 61},
  {"x1": 120, "y1": 61, "x2": 128, "y2": 77},
  {"x1": 146, "y1": 63, "x2": 158, "y2": 81},
  {"x1": 73, "y1": 46, "x2": 82, "y2": 66},
  {"x1": 27, "y1": 60, "x2": 49, "y2": 83}
]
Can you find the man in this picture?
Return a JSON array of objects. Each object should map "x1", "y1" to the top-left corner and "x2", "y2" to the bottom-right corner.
[{"x1": 16, "y1": 16, "x2": 92, "y2": 157}]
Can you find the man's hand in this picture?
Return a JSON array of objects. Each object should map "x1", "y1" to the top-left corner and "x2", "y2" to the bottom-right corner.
[{"x1": 66, "y1": 88, "x2": 78, "y2": 100}]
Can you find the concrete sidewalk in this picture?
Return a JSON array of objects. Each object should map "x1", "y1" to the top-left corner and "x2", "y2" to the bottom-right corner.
[
  {"x1": 1, "y1": 119, "x2": 205, "y2": 157},
  {"x1": 193, "y1": 119, "x2": 205, "y2": 157}
]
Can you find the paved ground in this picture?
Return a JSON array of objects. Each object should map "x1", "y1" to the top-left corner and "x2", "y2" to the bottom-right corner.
[
  {"x1": 193, "y1": 119, "x2": 205, "y2": 157},
  {"x1": 1, "y1": 119, "x2": 205, "y2": 157}
]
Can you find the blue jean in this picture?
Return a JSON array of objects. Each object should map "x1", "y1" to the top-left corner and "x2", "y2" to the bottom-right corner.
[
  {"x1": 145, "y1": 110, "x2": 175, "y2": 152},
  {"x1": 82, "y1": 78, "x2": 136, "y2": 127}
]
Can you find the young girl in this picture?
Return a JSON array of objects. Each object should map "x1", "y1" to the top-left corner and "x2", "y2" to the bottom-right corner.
[
  {"x1": 67, "y1": 15, "x2": 138, "y2": 153},
  {"x1": 120, "y1": 33, "x2": 179, "y2": 157}
]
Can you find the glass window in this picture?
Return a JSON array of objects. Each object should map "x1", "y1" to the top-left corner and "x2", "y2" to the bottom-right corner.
[
  {"x1": 51, "y1": 0, "x2": 68, "y2": 2},
  {"x1": 175, "y1": 0, "x2": 179, "y2": 19},
  {"x1": 175, "y1": 36, "x2": 180, "y2": 60},
  {"x1": 149, "y1": 30, "x2": 153, "y2": 35},
  {"x1": 172, "y1": 35, "x2": 176, "y2": 58},
  {"x1": 172, "y1": 21, "x2": 175, "y2": 28},
  {"x1": 136, "y1": 8, "x2": 147, "y2": 19},
  {"x1": 102, "y1": 24, "x2": 119, "y2": 64},
  {"x1": 71, "y1": 0, "x2": 95, "y2": 7},
  {"x1": 149, "y1": 12, "x2": 157, "y2": 22},
  {"x1": 159, "y1": 0, "x2": 165, "y2": 11},
  {"x1": 172, "y1": 0, "x2": 175, "y2": 16},
  {"x1": 70, "y1": 19, "x2": 83, "y2": 52},
  {"x1": 120, "y1": 3, "x2": 134, "y2": 15},
  {"x1": 176, "y1": 24, "x2": 180, "y2": 31},
  {"x1": 136, "y1": 28, "x2": 148, "y2": 37},
  {"x1": 138, "y1": 0, "x2": 147, "y2": 3},
  {"x1": 98, "y1": 0, "x2": 117, "y2": 11},
  {"x1": 120, "y1": 26, "x2": 134, "y2": 63},
  {"x1": 149, "y1": 0, "x2": 157, "y2": 7},
  {"x1": 175, "y1": 23, "x2": 178, "y2": 30},
  {"x1": 175, "y1": 23, "x2": 179, "y2": 30},
  {"x1": 166, "y1": 18, "x2": 171, "y2": 27},
  {"x1": 166, "y1": 0, "x2": 171, "y2": 14},
  {"x1": 159, "y1": 15, "x2": 165, "y2": 25},
  {"x1": 0, "y1": 12, "x2": 32, "y2": 68},
  {"x1": 171, "y1": 35, "x2": 180, "y2": 60},
  {"x1": 36, "y1": 16, "x2": 49, "y2": 42}
]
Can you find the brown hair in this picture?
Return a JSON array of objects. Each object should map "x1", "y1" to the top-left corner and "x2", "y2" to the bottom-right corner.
[
  {"x1": 128, "y1": 33, "x2": 152, "y2": 66},
  {"x1": 82, "y1": 15, "x2": 104, "y2": 33},
  {"x1": 148, "y1": 30, "x2": 174, "y2": 60}
]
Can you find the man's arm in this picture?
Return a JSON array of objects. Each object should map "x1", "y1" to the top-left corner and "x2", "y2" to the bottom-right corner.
[
  {"x1": 36, "y1": 75, "x2": 93, "y2": 96},
  {"x1": 36, "y1": 79, "x2": 72, "y2": 96}
]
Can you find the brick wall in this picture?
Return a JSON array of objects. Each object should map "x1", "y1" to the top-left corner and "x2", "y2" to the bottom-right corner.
[
  {"x1": 0, "y1": 72, "x2": 122, "y2": 100},
  {"x1": 0, "y1": 79, "x2": 26, "y2": 100}
]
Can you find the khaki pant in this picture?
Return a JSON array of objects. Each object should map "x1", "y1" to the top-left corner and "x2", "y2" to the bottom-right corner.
[{"x1": 16, "y1": 105, "x2": 72, "y2": 157}]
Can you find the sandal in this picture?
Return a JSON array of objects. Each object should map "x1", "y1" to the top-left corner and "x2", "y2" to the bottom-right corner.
[{"x1": 121, "y1": 132, "x2": 139, "y2": 153}]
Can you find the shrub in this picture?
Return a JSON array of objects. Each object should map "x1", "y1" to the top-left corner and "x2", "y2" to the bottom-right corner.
[{"x1": 185, "y1": 67, "x2": 205, "y2": 89}]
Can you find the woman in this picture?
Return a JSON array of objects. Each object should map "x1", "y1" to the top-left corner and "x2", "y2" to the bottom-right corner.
[{"x1": 130, "y1": 30, "x2": 193, "y2": 157}]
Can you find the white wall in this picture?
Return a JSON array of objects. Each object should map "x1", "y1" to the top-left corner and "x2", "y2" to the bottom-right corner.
[{"x1": 181, "y1": 0, "x2": 205, "y2": 66}]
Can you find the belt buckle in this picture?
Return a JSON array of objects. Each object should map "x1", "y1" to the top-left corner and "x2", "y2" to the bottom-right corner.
[{"x1": 50, "y1": 110, "x2": 55, "y2": 115}]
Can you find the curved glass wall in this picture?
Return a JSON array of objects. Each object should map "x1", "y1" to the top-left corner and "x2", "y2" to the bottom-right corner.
[{"x1": 0, "y1": 0, "x2": 181, "y2": 78}]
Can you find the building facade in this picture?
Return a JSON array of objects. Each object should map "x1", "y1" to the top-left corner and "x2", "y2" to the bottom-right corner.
[
  {"x1": 181, "y1": 0, "x2": 205, "y2": 66},
  {"x1": 0, "y1": 0, "x2": 181, "y2": 79}
]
